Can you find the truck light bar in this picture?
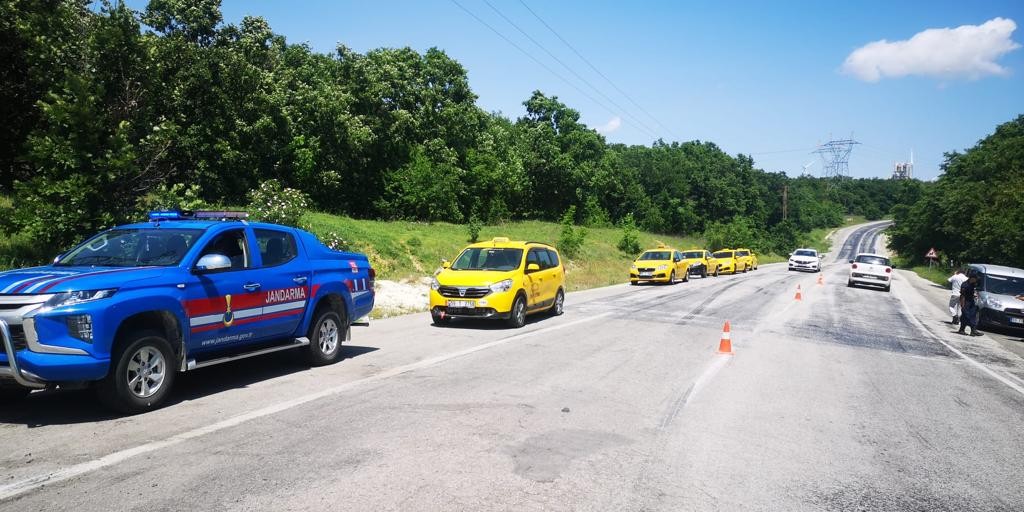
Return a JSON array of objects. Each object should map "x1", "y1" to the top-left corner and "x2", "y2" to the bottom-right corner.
[{"x1": 148, "y1": 210, "x2": 249, "y2": 222}]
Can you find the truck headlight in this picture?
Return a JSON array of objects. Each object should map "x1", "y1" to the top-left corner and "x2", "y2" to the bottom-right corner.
[
  {"x1": 430, "y1": 277, "x2": 440, "y2": 291},
  {"x1": 657, "y1": 265, "x2": 668, "y2": 271},
  {"x1": 489, "y1": 279, "x2": 513, "y2": 293},
  {"x1": 44, "y1": 289, "x2": 117, "y2": 309}
]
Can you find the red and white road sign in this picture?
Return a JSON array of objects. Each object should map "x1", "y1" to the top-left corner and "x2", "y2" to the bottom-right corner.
[{"x1": 925, "y1": 248, "x2": 938, "y2": 259}]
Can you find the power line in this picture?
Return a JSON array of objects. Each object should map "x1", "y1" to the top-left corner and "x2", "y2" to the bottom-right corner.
[
  {"x1": 481, "y1": 0, "x2": 662, "y2": 140},
  {"x1": 517, "y1": 0, "x2": 681, "y2": 141},
  {"x1": 449, "y1": 0, "x2": 660, "y2": 140}
]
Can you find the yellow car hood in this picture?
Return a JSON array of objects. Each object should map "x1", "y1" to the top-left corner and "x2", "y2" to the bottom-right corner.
[
  {"x1": 634, "y1": 259, "x2": 673, "y2": 266},
  {"x1": 436, "y1": 269, "x2": 518, "y2": 287}
]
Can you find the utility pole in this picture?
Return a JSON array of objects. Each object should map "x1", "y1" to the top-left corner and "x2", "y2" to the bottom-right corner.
[{"x1": 782, "y1": 185, "x2": 788, "y2": 221}]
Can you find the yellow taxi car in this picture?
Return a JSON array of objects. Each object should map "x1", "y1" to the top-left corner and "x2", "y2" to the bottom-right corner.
[
  {"x1": 736, "y1": 248, "x2": 758, "y2": 271},
  {"x1": 679, "y1": 249, "x2": 720, "y2": 278},
  {"x1": 630, "y1": 246, "x2": 691, "y2": 285},
  {"x1": 430, "y1": 238, "x2": 564, "y2": 328},
  {"x1": 712, "y1": 248, "x2": 747, "y2": 274}
]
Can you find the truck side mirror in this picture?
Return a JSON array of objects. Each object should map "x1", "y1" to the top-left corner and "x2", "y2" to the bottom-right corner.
[{"x1": 194, "y1": 254, "x2": 232, "y2": 273}]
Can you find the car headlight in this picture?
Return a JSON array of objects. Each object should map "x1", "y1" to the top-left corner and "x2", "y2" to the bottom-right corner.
[
  {"x1": 630, "y1": 264, "x2": 637, "y2": 270},
  {"x1": 489, "y1": 279, "x2": 513, "y2": 293},
  {"x1": 430, "y1": 277, "x2": 440, "y2": 291},
  {"x1": 657, "y1": 264, "x2": 668, "y2": 271},
  {"x1": 44, "y1": 289, "x2": 117, "y2": 309},
  {"x1": 983, "y1": 296, "x2": 1004, "y2": 310}
]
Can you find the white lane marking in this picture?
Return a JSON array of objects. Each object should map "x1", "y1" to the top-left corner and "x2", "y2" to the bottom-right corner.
[
  {"x1": 1003, "y1": 371, "x2": 1024, "y2": 388},
  {"x1": 0, "y1": 312, "x2": 612, "y2": 502},
  {"x1": 683, "y1": 354, "x2": 731, "y2": 407},
  {"x1": 894, "y1": 291, "x2": 1024, "y2": 397}
]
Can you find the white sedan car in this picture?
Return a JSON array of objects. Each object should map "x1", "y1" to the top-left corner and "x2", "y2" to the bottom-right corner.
[
  {"x1": 788, "y1": 248, "x2": 822, "y2": 272},
  {"x1": 847, "y1": 253, "x2": 893, "y2": 292}
]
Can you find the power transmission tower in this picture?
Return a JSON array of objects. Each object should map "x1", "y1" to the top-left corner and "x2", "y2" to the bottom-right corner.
[{"x1": 814, "y1": 138, "x2": 860, "y2": 180}]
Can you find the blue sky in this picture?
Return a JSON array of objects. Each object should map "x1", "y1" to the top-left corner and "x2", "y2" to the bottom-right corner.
[{"x1": 192, "y1": 1, "x2": 1022, "y2": 179}]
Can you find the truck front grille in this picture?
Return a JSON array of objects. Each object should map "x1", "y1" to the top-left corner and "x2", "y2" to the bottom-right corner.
[{"x1": 8, "y1": 325, "x2": 27, "y2": 351}]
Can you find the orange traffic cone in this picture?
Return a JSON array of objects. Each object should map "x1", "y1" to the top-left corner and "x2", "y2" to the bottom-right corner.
[
  {"x1": 718, "y1": 321, "x2": 734, "y2": 355},
  {"x1": 794, "y1": 284, "x2": 803, "y2": 301}
]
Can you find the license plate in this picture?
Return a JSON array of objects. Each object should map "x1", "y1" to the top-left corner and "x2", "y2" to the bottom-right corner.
[
  {"x1": 640, "y1": 272, "x2": 653, "y2": 277},
  {"x1": 447, "y1": 300, "x2": 475, "y2": 309},
  {"x1": 1011, "y1": 317, "x2": 1023, "y2": 325}
]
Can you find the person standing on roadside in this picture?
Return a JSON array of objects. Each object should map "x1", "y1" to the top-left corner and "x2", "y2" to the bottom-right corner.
[
  {"x1": 947, "y1": 269, "x2": 967, "y2": 324},
  {"x1": 958, "y1": 272, "x2": 982, "y2": 336}
]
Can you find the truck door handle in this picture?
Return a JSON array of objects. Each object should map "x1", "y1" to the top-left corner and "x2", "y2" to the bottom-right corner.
[
  {"x1": 293, "y1": 276, "x2": 308, "y2": 284},
  {"x1": 243, "y1": 282, "x2": 261, "y2": 291}
]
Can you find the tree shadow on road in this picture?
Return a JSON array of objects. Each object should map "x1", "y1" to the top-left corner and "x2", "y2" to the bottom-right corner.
[{"x1": 0, "y1": 344, "x2": 378, "y2": 427}]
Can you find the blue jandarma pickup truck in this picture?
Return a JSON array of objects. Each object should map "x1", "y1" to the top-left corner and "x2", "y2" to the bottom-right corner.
[{"x1": 0, "y1": 210, "x2": 374, "y2": 413}]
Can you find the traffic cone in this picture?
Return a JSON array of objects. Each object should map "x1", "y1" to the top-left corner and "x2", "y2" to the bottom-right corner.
[
  {"x1": 794, "y1": 284, "x2": 803, "y2": 301},
  {"x1": 718, "y1": 321, "x2": 734, "y2": 355}
]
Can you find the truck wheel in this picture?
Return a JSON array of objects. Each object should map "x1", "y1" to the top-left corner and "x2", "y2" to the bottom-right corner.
[
  {"x1": 308, "y1": 308, "x2": 345, "y2": 366},
  {"x1": 549, "y1": 289, "x2": 565, "y2": 316},
  {"x1": 0, "y1": 386, "x2": 30, "y2": 403},
  {"x1": 507, "y1": 294, "x2": 527, "y2": 328},
  {"x1": 97, "y1": 330, "x2": 175, "y2": 414}
]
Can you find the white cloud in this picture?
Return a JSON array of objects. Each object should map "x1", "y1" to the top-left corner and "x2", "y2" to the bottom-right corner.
[
  {"x1": 596, "y1": 116, "x2": 622, "y2": 134},
  {"x1": 842, "y1": 17, "x2": 1021, "y2": 82}
]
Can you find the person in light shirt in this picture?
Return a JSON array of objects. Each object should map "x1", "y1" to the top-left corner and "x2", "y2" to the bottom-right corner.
[{"x1": 947, "y1": 269, "x2": 968, "y2": 324}]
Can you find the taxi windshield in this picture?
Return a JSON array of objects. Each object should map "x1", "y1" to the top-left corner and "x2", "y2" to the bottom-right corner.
[
  {"x1": 681, "y1": 251, "x2": 703, "y2": 259},
  {"x1": 713, "y1": 251, "x2": 733, "y2": 258},
  {"x1": 451, "y1": 248, "x2": 523, "y2": 271},
  {"x1": 57, "y1": 229, "x2": 201, "y2": 267},
  {"x1": 637, "y1": 251, "x2": 671, "y2": 261}
]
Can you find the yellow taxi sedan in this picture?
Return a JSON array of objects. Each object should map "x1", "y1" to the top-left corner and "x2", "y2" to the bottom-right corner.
[
  {"x1": 630, "y1": 247, "x2": 690, "y2": 285},
  {"x1": 679, "y1": 249, "x2": 720, "y2": 278},
  {"x1": 712, "y1": 249, "x2": 746, "y2": 274}
]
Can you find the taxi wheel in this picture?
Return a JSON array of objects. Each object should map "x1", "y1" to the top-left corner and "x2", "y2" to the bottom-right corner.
[
  {"x1": 549, "y1": 289, "x2": 565, "y2": 316},
  {"x1": 701, "y1": 267, "x2": 708, "y2": 278},
  {"x1": 507, "y1": 294, "x2": 527, "y2": 328},
  {"x1": 713, "y1": 267, "x2": 719, "y2": 277},
  {"x1": 431, "y1": 310, "x2": 449, "y2": 325},
  {"x1": 682, "y1": 271, "x2": 689, "y2": 283},
  {"x1": 668, "y1": 270, "x2": 676, "y2": 285}
]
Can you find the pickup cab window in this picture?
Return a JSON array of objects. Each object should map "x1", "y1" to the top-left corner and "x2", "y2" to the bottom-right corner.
[
  {"x1": 255, "y1": 229, "x2": 298, "y2": 267},
  {"x1": 197, "y1": 229, "x2": 250, "y2": 270}
]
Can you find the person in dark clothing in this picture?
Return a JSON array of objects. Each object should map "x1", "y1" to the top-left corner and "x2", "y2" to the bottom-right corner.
[{"x1": 958, "y1": 273, "x2": 982, "y2": 336}]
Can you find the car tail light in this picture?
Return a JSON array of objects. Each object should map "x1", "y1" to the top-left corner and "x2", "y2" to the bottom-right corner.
[
  {"x1": 885, "y1": 267, "x2": 892, "y2": 273},
  {"x1": 851, "y1": 263, "x2": 858, "y2": 269}
]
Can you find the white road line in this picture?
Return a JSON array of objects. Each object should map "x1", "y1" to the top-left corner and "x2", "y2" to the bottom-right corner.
[
  {"x1": 1003, "y1": 371, "x2": 1024, "y2": 388},
  {"x1": 0, "y1": 312, "x2": 612, "y2": 502},
  {"x1": 895, "y1": 291, "x2": 1024, "y2": 397}
]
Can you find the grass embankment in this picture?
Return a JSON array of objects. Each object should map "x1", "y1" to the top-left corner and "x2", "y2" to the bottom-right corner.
[
  {"x1": 890, "y1": 255, "x2": 949, "y2": 287},
  {"x1": 303, "y1": 213, "x2": 701, "y2": 291}
]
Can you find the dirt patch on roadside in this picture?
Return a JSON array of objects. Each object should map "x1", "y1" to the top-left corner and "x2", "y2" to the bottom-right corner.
[{"x1": 373, "y1": 277, "x2": 430, "y2": 318}]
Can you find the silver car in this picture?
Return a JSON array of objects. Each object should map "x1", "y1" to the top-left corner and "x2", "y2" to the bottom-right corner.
[
  {"x1": 968, "y1": 264, "x2": 1024, "y2": 331},
  {"x1": 788, "y1": 248, "x2": 821, "y2": 272}
]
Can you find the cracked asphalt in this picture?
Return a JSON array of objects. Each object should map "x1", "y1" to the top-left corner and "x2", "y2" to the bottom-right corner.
[{"x1": 1, "y1": 222, "x2": 1023, "y2": 511}]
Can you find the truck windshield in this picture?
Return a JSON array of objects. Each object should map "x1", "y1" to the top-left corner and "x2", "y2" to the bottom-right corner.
[
  {"x1": 982, "y1": 274, "x2": 1024, "y2": 296},
  {"x1": 451, "y1": 248, "x2": 523, "y2": 271},
  {"x1": 56, "y1": 229, "x2": 202, "y2": 267}
]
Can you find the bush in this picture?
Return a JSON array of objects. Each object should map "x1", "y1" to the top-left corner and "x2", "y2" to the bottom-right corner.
[
  {"x1": 317, "y1": 231, "x2": 350, "y2": 251},
  {"x1": 616, "y1": 213, "x2": 642, "y2": 254},
  {"x1": 557, "y1": 206, "x2": 587, "y2": 259},
  {"x1": 247, "y1": 179, "x2": 310, "y2": 227},
  {"x1": 466, "y1": 214, "x2": 482, "y2": 243}
]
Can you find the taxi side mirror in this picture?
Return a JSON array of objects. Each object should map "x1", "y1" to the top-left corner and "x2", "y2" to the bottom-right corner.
[
  {"x1": 440, "y1": 259, "x2": 451, "y2": 269},
  {"x1": 526, "y1": 263, "x2": 541, "y2": 273}
]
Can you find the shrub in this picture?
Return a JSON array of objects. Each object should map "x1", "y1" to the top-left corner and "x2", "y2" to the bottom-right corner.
[
  {"x1": 246, "y1": 179, "x2": 310, "y2": 227},
  {"x1": 318, "y1": 231, "x2": 350, "y2": 251},
  {"x1": 616, "y1": 213, "x2": 642, "y2": 254},
  {"x1": 557, "y1": 206, "x2": 587, "y2": 259},
  {"x1": 466, "y1": 214, "x2": 482, "y2": 243}
]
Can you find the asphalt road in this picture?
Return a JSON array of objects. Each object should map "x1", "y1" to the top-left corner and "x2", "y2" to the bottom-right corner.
[{"x1": 2, "y1": 222, "x2": 1023, "y2": 511}]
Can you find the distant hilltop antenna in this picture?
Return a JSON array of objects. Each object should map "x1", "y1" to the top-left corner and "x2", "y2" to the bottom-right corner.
[
  {"x1": 814, "y1": 137, "x2": 860, "y2": 180},
  {"x1": 892, "y1": 149, "x2": 914, "y2": 180}
]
